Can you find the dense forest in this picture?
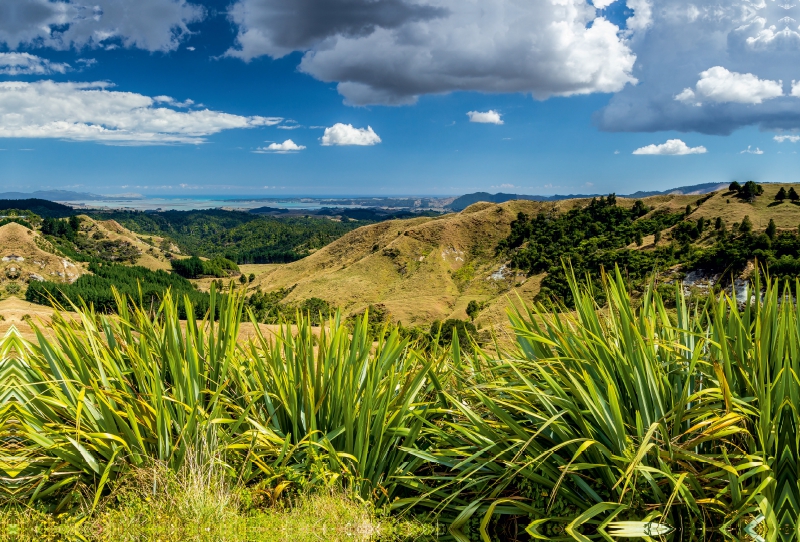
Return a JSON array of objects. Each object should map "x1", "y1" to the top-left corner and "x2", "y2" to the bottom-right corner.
[
  {"x1": 91, "y1": 210, "x2": 368, "y2": 263},
  {"x1": 26, "y1": 262, "x2": 212, "y2": 318},
  {"x1": 0, "y1": 198, "x2": 74, "y2": 218}
]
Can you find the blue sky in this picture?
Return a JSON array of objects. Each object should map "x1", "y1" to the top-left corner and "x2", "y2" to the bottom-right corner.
[{"x1": 0, "y1": 0, "x2": 799, "y2": 197}]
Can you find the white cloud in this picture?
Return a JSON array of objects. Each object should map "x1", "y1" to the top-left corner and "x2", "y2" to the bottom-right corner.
[
  {"x1": 775, "y1": 135, "x2": 800, "y2": 143},
  {"x1": 0, "y1": 53, "x2": 71, "y2": 75},
  {"x1": 675, "y1": 67, "x2": 783, "y2": 105},
  {"x1": 0, "y1": 0, "x2": 204, "y2": 52},
  {"x1": 592, "y1": 0, "x2": 617, "y2": 8},
  {"x1": 596, "y1": 1, "x2": 800, "y2": 134},
  {"x1": 320, "y1": 123, "x2": 381, "y2": 146},
  {"x1": 632, "y1": 139, "x2": 708, "y2": 155},
  {"x1": 277, "y1": 124, "x2": 303, "y2": 130},
  {"x1": 255, "y1": 139, "x2": 306, "y2": 153},
  {"x1": 227, "y1": 0, "x2": 637, "y2": 105},
  {"x1": 0, "y1": 81, "x2": 281, "y2": 145},
  {"x1": 467, "y1": 110, "x2": 503, "y2": 125},
  {"x1": 740, "y1": 145, "x2": 764, "y2": 154}
]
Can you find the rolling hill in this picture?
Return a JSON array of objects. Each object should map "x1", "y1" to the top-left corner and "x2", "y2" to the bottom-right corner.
[{"x1": 251, "y1": 184, "x2": 800, "y2": 330}]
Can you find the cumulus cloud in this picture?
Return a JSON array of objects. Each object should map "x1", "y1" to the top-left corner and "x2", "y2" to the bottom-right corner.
[
  {"x1": 632, "y1": 139, "x2": 708, "y2": 155},
  {"x1": 675, "y1": 67, "x2": 783, "y2": 105},
  {"x1": 227, "y1": 0, "x2": 637, "y2": 105},
  {"x1": 0, "y1": 81, "x2": 281, "y2": 145},
  {"x1": 741, "y1": 146, "x2": 764, "y2": 155},
  {"x1": 595, "y1": 0, "x2": 800, "y2": 134},
  {"x1": 0, "y1": 53, "x2": 72, "y2": 75},
  {"x1": 0, "y1": 0, "x2": 204, "y2": 52},
  {"x1": 225, "y1": 0, "x2": 446, "y2": 60},
  {"x1": 320, "y1": 123, "x2": 381, "y2": 146},
  {"x1": 467, "y1": 110, "x2": 503, "y2": 125},
  {"x1": 775, "y1": 135, "x2": 800, "y2": 143},
  {"x1": 255, "y1": 139, "x2": 306, "y2": 153}
]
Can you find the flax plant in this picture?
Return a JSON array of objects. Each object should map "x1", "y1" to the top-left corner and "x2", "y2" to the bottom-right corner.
[{"x1": 404, "y1": 267, "x2": 798, "y2": 541}]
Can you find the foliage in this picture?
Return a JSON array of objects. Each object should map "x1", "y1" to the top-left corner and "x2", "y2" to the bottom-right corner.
[
  {"x1": 171, "y1": 255, "x2": 240, "y2": 279},
  {"x1": 25, "y1": 262, "x2": 211, "y2": 318},
  {"x1": 466, "y1": 300, "x2": 481, "y2": 321},
  {"x1": 92, "y1": 210, "x2": 366, "y2": 263},
  {"x1": 5, "y1": 269, "x2": 800, "y2": 539},
  {"x1": 497, "y1": 196, "x2": 685, "y2": 304},
  {"x1": 429, "y1": 318, "x2": 477, "y2": 352},
  {"x1": 729, "y1": 180, "x2": 764, "y2": 202},
  {"x1": 3, "y1": 287, "x2": 437, "y2": 515},
  {"x1": 0, "y1": 199, "x2": 74, "y2": 218}
]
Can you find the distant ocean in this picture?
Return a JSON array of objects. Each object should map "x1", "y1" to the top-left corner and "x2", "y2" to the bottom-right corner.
[{"x1": 65, "y1": 196, "x2": 365, "y2": 212}]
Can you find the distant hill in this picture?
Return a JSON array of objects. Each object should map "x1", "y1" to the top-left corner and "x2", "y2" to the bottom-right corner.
[
  {"x1": 0, "y1": 190, "x2": 106, "y2": 201},
  {"x1": 0, "y1": 190, "x2": 145, "y2": 202},
  {"x1": 446, "y1": 183, "x2": 727, "y2": 211},
  {"x1": 0, "y1": 199, "x2": 75, "y2": 218}
]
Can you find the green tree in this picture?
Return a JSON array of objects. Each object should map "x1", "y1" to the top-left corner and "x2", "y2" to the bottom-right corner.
[
  {"x1": 697, "y1": 217, "x2": 705, "y2": 234},
  {"x1": 653, "y1": 230, "x2": 661, "y2": 245},
  {"x1": 790, "y1": 187, "x2": 800, "y2": 202},
  {"x1": 715, "y1": 217, "x2": 723, "y2": 230},
  {"x1": 239, "y1": 274, "x2": 247, "y2": 285},
  {"x1": 171, "y1": 256, "x2": 204, "y2": 278},
  {"x1": 740, "y1": 181, "x2": 763, "y2": 202},
  {"x1": 466, "y1": 300, "x2": 481, "y2": 322},
  {"x1": 685, "y1": 205, "x2": 692, "y2": 216},
  {"x1": 248, "y1": 273, "x2": 256, "y2": 283},
  {"x1": 635, "y1": 231, "x2": 643, "y2": 246},
  {"x1": 766, "y1": 218, "x2": 777, "y2": 240},
  {"x1": 729, "y1": 181, "x2": 741, "y2": 192},
  {"x1": 776, "y1": 187, "x2": 787, "y2": 202},
  {"x1": 740, "y1": 215, "x2": 753, "y2": 234}
]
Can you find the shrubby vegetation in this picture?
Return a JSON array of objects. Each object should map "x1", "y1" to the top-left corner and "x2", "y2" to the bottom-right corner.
[
  {"x1": 497, "y1": 195, "x2": 685, "y2": 303},
  {"x1": 4, "y1": 270, "x2": 797, "y2": 540},
  {"x1": 41, "y1": 216, "x2": 142, "y2": 264},
  {"x1": 499, "y1": 187, "x2": 800, "y2": 304}
]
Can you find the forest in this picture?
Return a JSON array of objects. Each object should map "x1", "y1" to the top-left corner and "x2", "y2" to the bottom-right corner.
[{"x1": 92, "y1": 209, "x2": 372, "y2": 263}]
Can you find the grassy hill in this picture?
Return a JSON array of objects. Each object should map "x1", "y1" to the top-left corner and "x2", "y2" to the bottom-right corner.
[
  {"x1": 249, "y1": 199, "x2": 608, "y2": 328},
  {"x1": 11, "y1": 183, "x2": 800, "y2": 337},
  {"x1": 0, "y1": 222, "x2": 85, "y2": 299},
  {"x1": 250, "y1": 184, "x2": 800, "y2": 329}
]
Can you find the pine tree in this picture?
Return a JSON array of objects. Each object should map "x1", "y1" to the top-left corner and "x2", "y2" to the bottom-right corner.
[
  {"x1": 697, "y1": 217, "x2": 705, "y2": 233},
  {"x1": 685, "y1": 205, "x2": 692, "y2": 216},
  {"x1": 740, "y1": 215, "x2": 753, "y2": 234},
  {"x1": 766, "y1": 218, "x2": 777, "y2": 240},
  {"x1": 635, "y1": 231, "x2": 643, "y2": 246},
  {"x1": 715, "y1": 217, "x2": 723, "y2": 230},
  {"x1": 776, "y1": 187, "x2": 788, "y2": 202},
  {"x1": 654, "y1": 230, "x2": 662, "y2": 245},
  {"x1": 790, "y1": 187, "x2": 800, "y2": 202},
  {"x1": 729, "y1": 181, "x2": 742, "y2": 192}
]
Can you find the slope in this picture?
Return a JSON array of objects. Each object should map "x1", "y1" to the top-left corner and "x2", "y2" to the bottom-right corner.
[{"x1": 0, "y1": 222, "x2": 85, "y2": 293}]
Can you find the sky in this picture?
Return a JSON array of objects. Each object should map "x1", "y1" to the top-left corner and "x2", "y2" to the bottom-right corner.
[{"x1": 0, "y1": 0, "x2": 799, "y2": 197}]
